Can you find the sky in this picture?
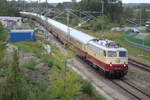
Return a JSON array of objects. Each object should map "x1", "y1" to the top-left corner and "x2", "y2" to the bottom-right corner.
[{"x1": 25, "y1": 0, "x2": 150, "y2": 3}]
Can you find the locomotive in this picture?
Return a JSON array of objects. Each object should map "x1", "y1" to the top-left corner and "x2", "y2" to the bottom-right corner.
[{"x1": 21, "y1": 12, "x2": 128, "y2": 78}]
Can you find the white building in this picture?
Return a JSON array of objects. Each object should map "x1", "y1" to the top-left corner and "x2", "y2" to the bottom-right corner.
[{"x1": 0, "y1": 17, "x2": 22, "y2": 29}]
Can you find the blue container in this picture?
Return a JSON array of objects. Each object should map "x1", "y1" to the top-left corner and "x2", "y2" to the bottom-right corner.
[{"x1": 10, "y1": 30, "x2": 36, "y2": 42}]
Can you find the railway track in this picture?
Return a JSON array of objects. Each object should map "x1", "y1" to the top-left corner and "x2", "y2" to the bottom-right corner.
[
  {"x1": 79, "y1": 56, "x2": 150, "y2": 100},
  {"x1": 78, "y1": 57, "x2": 150, "y2": 100},
  {"x1": 129, "y1": 58, "x2": 150, "y2": 73},
  {"x1": 110, "y1": 80, "x2": 150, "y2": 100}
]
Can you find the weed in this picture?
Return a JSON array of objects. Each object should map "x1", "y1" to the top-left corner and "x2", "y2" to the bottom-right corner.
[
  {"x1": 81, "y1": 80, "x2": 106, "y2": 100},
  {"x1": 22, "y1": 61, "x2": 37, "y2": 70}
]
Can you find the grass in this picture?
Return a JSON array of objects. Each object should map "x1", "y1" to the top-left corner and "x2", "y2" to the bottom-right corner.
[
  {"x1": 140, "y1": 30, "x2": 150, "y2": 33},
  {"x1": 0, "y1": 42, "x2": 7, "y2": 58},
  {"x1": 0, "y1": 61, "x2": 9, "y2": 77},
  {"x1": 128, "y1": 71, "x2": 150, "y2": 89},
  {"x1": 13, "y1": 41, "x2": 44, "y2": 58},
  {"x1": 22, "y1": 60, "x2": 37, "y2": 70},
  {"x1": 145, "y1": 35, "x2": 150, "y2": 41},
  {"x1": 81, "y1": 80, "x2": 106, "y2": 100}
]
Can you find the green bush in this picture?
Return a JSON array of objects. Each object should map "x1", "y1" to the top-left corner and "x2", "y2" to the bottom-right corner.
[
  {"x1": 0, "y1": 23, "x2": 9, "y2": 42},
  {"x1": 81, "y1": 80, "x2": 94, "y2": 96},
  {"x1": 71, "y1": 18, "x2": 79, "y2": 26},
  {"x1": 81, "y1": 80, "x2": 106, "y2": 100},
  {"x1": 27, "y1": 82, "x2": 55, "y2": 100},
  {"x1": 0, "y1": 61, "x2": 9, "y2": 77},
  {"x1": 92, "y1": 16, "x2": 110, "y2": 31},
  {"x1": 22, "y1": 61, "x2": 37, "y2": 70},
  {"x1": 0, "y1": 42, "x2": 6, "y2": 58},
  {"x1": 43, "y1": 59, "x2": 54, "y2": 68}
]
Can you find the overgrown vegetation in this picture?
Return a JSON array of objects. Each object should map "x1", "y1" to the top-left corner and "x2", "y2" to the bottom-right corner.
[
  {"x1": 49, "y1": 67, "x2": 82, "y2": 100},
  {"x1": 22, "y1": 60, "x2": 38, "y2": 70},
  {"x1": 81, "y1": 80, "x2": 105, "y2": 100},
  {"x1": 0, "y1": 51, "x2": 28, "y2": 100},
  {"x1": 75, "y1": 0, "x2": 123, "y2": 22},
  {"x1": 0, "y1": 23, "x2": 9, "y2": 42},
  {"x1": 0, "y1": 0, "x2": 18, "y2": 16},
  {"x1": 0, "y1": 23, "x2": 9, "y2": 76},
  {"x1": 12, "y1": 37, "x2": 106, "y2": 100}
]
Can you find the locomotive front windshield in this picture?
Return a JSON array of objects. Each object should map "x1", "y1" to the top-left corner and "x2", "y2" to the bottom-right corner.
[
  {"x1": 119, "y1": 51, "x2": 127, "y2": 57},
  {"x1": 108, "y1": 51, "x2": 117, "y2": 57},
  {"x1": 107, "y1": 51, "x2": 127, "y2": 57}
]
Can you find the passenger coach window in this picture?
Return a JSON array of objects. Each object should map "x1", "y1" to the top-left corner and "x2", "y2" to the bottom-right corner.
[
  {"x1": 108, "y1": 51, "x2": 117, "y2": 57},
  {"x1": 119, "y1": 51, "x2": 127, "y2": 57}
]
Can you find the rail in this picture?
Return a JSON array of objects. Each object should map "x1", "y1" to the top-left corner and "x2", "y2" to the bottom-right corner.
[{"x1": 129, "y1": 58, "x2": 150, "y2": 73}]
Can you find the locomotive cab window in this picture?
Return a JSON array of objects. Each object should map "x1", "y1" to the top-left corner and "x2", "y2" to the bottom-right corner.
[
  {"x1": 108, "y1": 51, "x2": 117, "y2": 57},
  {"x1": 119, "y1": 51, "x2": 127, "y2": 57}
]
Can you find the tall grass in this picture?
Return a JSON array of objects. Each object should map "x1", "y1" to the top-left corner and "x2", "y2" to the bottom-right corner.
[
  {"x1": 22, "y1": 61, "x2": 37, "y2": 70},
  {"x1": 81, "y1": 80, "x2": 106, "y2": 100}
]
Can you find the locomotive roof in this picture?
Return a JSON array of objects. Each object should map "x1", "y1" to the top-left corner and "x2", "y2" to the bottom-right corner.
[{"x1": 88, "y1": 39, "x2": 127, "y2": 51}]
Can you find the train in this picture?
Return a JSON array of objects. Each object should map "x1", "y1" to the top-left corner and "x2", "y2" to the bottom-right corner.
[{"x1": 20, "y1": 12, "x2": 128, "y2": 78}]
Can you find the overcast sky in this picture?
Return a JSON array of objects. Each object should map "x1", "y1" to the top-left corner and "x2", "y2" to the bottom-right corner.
[{"x1": 25, "y1": 0, "x2": 150, "y2": 3}]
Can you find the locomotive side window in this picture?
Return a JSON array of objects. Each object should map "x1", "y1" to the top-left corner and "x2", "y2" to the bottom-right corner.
[
  {"x1": 119, "y1": 51, "x2": 127, "y2": 57},
  {"x1": 103, "y1": 51, "x2": 106, "y2": 57},
  {"x1": 108, "y1": 51, "x2": 117, "y2": 57}
]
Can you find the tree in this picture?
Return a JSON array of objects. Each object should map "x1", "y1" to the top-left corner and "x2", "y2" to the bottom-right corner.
[
  {"x1": 0, "y1": 22, "x2": 9, "y2": 42},
  {"x1": 75, "y1": 0, "x2": 123, "y2": 22},
  {"x1": 0, "y1": 0, "x2": 18, "y2": 16},
  {"x1": 92, "y1": 15, "x2": 110, "y2": 31},
  {"x1": 49, "y1": 67, "x2": 81, "y2": 100},
  {"x1": 56, "y1": 3, "x2": 65, "y2": 9},
  {"x1": 71, "y1": 18, "x2": 79, "y2": 26},
  {"x1": 119, "y1": 17, "x2": 125, "y2": 27},
  {"x1": 123, "y1": 6, "x2": 134, "y2": 18},
  {"x1": 0, "y1": 51, "x2": 28, "y2": 100}
]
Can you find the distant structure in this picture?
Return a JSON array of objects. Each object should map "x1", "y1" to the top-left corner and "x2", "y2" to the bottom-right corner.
[
  {"x1": 10, "y1": 30, "x2": 36, "y2": 42},
  {"x1": 0, "y1": 17, "x2": 22, "y2": 29},
  {"x1": 72, "y1": 0, "x2": 76, "y2": 3}
]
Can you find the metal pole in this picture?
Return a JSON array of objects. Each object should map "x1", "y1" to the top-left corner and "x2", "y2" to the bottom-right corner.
[
  {"x1": 67, "y1": 9, "x2": 70, "y2": 43},
  {"x1": 45, "y1": 0, "x2": 48, "y2": 39},
  {"x1": 101, "y1": 0, "x2": 104, "y2": 37}
]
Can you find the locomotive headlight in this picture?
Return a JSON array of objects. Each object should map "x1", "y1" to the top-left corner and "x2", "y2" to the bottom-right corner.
[
  {"x1": 124, "y1": 62, "x2": 126, "y2": 67},
  {"x1": 110, "y1": 62, "x2": 112, "y2": 67}
]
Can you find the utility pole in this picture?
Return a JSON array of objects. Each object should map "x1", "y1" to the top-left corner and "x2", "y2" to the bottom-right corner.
[
  {"x1": 67, "y1": 9, "x2": 70, "y2": 44},
  {"x1": 101, "y1": 0, "x2": 104, "y2": 38},
  {"x1": 140, "y1": 0, "x2": 144, "y2": 56},
  {"x1": 45, "y1": 0, "x2": 48, "y2": 40}
]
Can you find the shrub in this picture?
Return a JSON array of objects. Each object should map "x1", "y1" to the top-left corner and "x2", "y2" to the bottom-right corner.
[
  {"x1": 71, "y1": 18, "x2": 79, "y2": 26},
  {"x1": 0, "y1": 61, "x2": 9, "y2": 77},
  {"x1": 0, "y1": 42, "x2": 6, "y2": 58},
  {"x1": 0, "y1": 23, "x2": 9, "y2": 42},
  {"x1": 81, "y1": 80, "x2": 106, "y2": 100},
  {"x1": 81, "y1": 80, "x2": 94, "y2": 96},
  {"x1": 43, "y1": 59, "x2": 54, "y2": 68}
]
